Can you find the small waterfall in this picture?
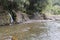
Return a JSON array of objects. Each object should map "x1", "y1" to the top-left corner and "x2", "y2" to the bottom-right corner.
[{"x1": 8, "y1": 13, "x2": 13, "y2": 24}]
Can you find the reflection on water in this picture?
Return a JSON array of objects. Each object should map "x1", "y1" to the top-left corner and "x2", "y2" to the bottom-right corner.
[{"x1": 0, "y1": 20, "x2": 60, "y2": 40}]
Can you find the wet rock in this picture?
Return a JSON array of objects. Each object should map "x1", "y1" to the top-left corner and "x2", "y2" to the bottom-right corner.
[
  {"x1": 33, "y1": 12, "x2": 46, "y2": 20},
  {"x1": 46, "y1": 15, "x2": 60, "y2": 21}
]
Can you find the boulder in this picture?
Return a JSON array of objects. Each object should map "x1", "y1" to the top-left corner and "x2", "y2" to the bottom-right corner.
[
  {"x1": 13, "y1": 11, "x2": 30, "y2": 23},
  {"x1": 0, "y1": 11, "x2": 11, "y2": 25}
]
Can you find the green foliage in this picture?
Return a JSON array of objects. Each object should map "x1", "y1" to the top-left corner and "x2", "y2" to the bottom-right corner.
[
  {"x1": 52, "y1": 5, "x2": 60, "y2": 15},
  {"x1": 23, "y1": 0, "x2": 48, "y2": 16},
  {"x1": 0, "y1": 0, "x2": 48, "y2": 14},
  {"x1": 0, "y1": 0, "x2": 19, "y2": 12},
  {"x1": 0, "y1": 0, "x2": 19, "y2": 22},
  {"x1": 1, "y1": 0, "x2": 60, "y2": 15},
  {"x1": 43, "y1": 0, "x2": 60, "y2": 15}
]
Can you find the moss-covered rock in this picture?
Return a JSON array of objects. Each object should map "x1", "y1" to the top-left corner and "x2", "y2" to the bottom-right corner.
[{"x1": 0, "y1": 10, "x2": 11, "y2": 25}]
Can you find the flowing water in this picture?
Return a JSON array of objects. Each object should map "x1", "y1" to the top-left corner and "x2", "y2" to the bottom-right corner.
[
  {"x1": 0, "y1": 20, "x2": 60, "y2": 40},
  {"x1": 8, "y1": 13, "x2": 13, "y2": 23}
]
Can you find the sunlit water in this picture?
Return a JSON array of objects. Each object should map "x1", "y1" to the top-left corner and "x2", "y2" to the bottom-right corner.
[{"x1": 0, "y1": 20, "x2": 60, "y2": 40}]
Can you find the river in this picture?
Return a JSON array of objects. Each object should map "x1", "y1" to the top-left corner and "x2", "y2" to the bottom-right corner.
[{"x1": 0, "y1": 20, "x2": 60, "y2": 40}]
